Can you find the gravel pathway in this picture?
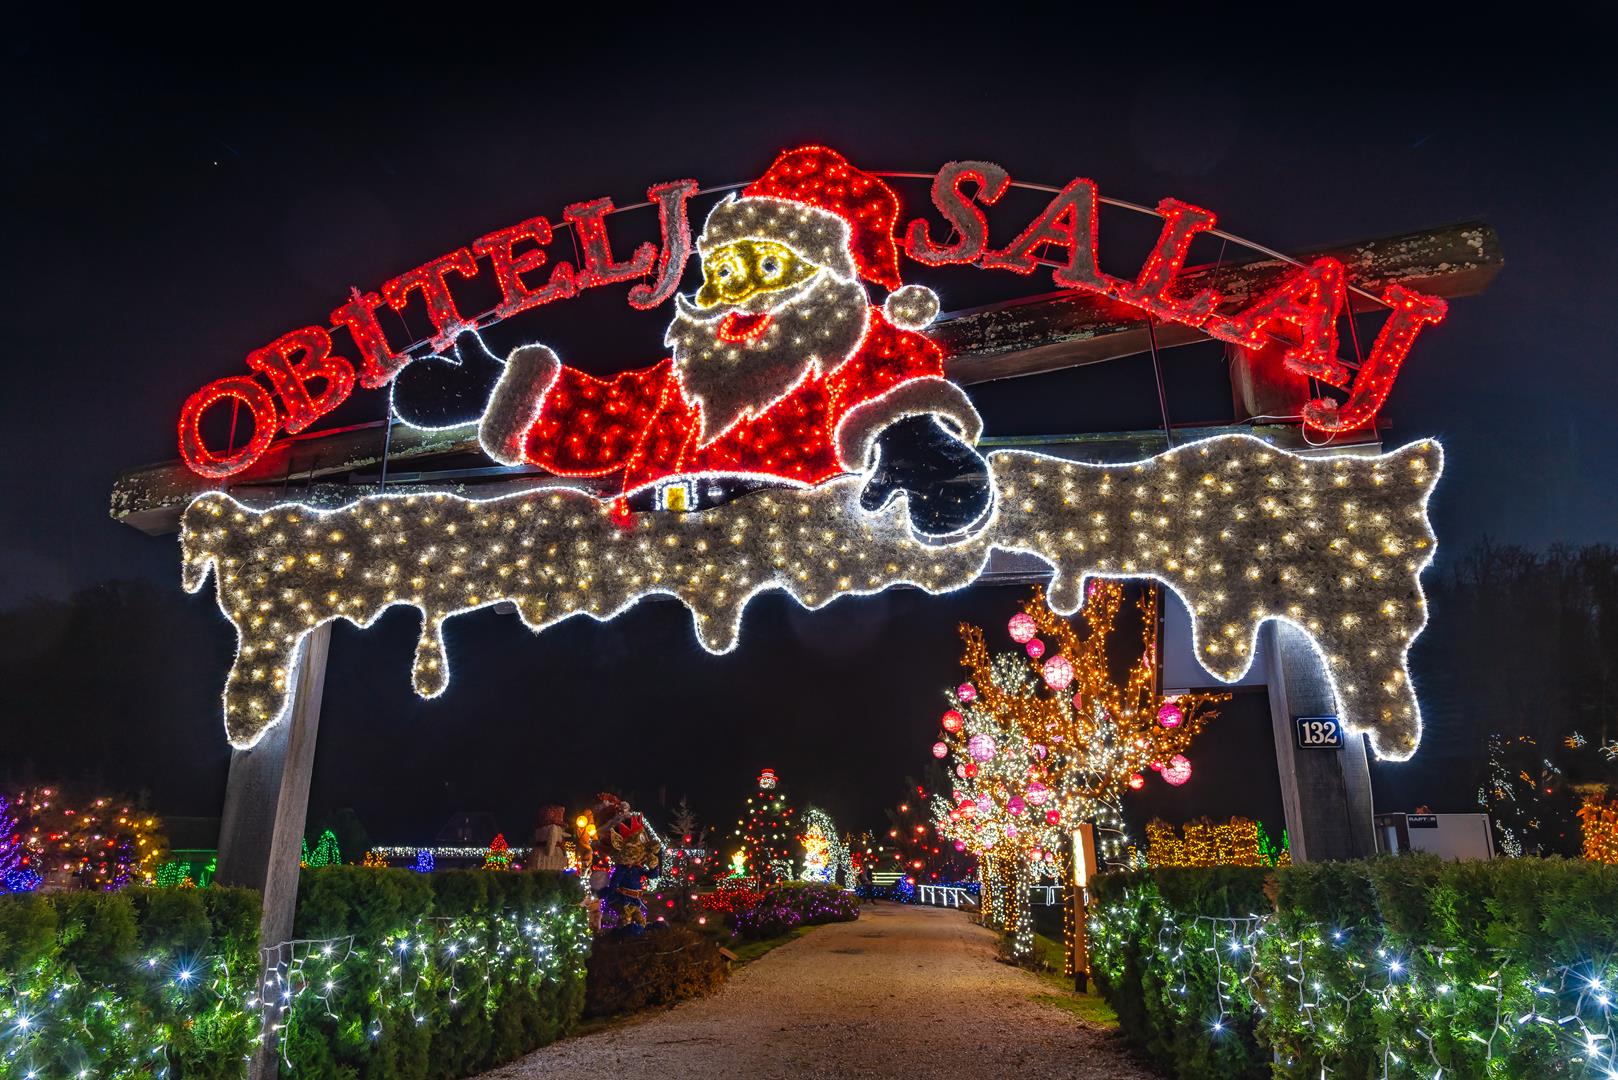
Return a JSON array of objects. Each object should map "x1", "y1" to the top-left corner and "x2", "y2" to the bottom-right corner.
[{"x1": 477, "y1": 902, "x2": 1158, "y2": 1079}]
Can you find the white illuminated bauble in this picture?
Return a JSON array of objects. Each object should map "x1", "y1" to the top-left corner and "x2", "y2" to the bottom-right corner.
[{"x1": 1008, "y1": 612, "x2": 1037, "y2": 642}]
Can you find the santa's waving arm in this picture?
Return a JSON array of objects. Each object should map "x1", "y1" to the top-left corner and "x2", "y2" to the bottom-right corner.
[{"x1": 480, "y1": 346, "x2": 671, "y2": 475}]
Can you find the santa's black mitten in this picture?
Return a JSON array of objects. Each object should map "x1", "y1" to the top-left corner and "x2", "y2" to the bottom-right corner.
[
  {"x1": 859, "y1": 415, "x2": 992, "y2": 539},
  {"x1": 391, "y1": 330, "x2": 504, "y2": 429}
]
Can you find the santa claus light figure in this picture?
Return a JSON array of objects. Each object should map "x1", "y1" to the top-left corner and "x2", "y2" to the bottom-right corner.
[{"x1": 396, "y1": 146, "x2": 992, "y2": 537}]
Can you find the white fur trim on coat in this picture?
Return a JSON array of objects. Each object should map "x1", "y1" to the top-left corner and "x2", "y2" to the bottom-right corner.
[
  {"x1": 479, "y1": 344, "x2": 560, "y2": 466},
  {"x1": 834, "y1": 376, "x2": 983, "y2": 472}
]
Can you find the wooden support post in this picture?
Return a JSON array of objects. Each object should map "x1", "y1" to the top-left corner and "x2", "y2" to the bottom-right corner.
[
  {"x1": 1070, "y1": 824, "x2": 1098, "y2": 993},
  {"x1": 1263, "y1": 622, "x2": 1375, "y2": 862},
  {"x1": 215, "y1": 623, "x2": 332, "y2": 1080}
]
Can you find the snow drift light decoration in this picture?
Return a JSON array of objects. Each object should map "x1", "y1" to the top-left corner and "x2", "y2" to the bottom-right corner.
[{"x1": 182, "y1": 433, "x2": 1442, "y2": 753}]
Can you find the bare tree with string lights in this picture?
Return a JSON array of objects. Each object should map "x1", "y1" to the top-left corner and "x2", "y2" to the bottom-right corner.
[{"x1": 932, "y1": 583, "x2": 1229, "y2": 963}]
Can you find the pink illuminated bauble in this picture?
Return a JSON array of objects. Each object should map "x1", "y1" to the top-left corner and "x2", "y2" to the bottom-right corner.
[
  {"x1": 1072, "y1": 692, "x2": 1084, "y2": 711},
  {"x1": 1157, "y1": 702, "x2": 1184, "y2": 729},
  {"x1": 932, "y1": 741, "x2": 948, "y2": 759},
  {"x1": 1005, "y1": 823, "x2": 1019, "y2": 839},
  {"x1": 959, "y1": 799, "x2": 976, "y2": 817},
  {"x1": 941, "y1": 709, "x2": 964, "y2": 733},
  {"x1": 1042, "y1": 655, "x2": 1074, "y2": 690},
  {"x1": 1031, "y1": 744, "x2": 1048, "y2": 760},
  {"x1": 957, "y1": 682, "x2": 977, "y2": 703},
  {"x1": 953, "y1": 840, "x2": 966, "y2": 852},
  {"x1": 968, "y1": 734, "x2": 997, "y2": 762},
  {"x1": 976, "y1": 795, "x2": 992, "y2": 815},
  {"x1": 1025, "y1": 638, "x2": 1045, "y2": 659},
  {"x1": 1008, "y1": 612, "x2": 1037, "y2": 642},
  {"x1": 1008, "y1": 796, "x2": 1026, "y2": 816},
  {"x1": 1026, "y1": 781, "x2": 1051, "y2": 806},
  {"x1": 1127, "y1": 773, "x2": 1146, "y2": 791},
  {"x1": 1045, "y1": 809, "x2": 1060, "y2": 825},
  {"x1": 964, "y1": 762, "x2": 979, "y2": 779},
  {"x1": 1162, "y1": 754, "x2": 1193, "y2": 786},
  {"x1": 955, "y1": 764, "x2": 967, "y2": 779}
]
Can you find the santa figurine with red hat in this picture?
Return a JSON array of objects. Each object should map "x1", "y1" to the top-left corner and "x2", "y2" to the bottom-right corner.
[{"x1": 418, "y1": 146, "x2": 992, "y2": 537}]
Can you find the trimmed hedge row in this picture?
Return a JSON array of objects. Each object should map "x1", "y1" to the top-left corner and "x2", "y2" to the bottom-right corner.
[
  {"x1": 283, "y1": 867, "x2": 591, "y2": 1079},
  {"x1": 584, "y1": 926, "x2": 727, "y2": 1017},
  {"x1": 1088, "y1": 857, "x2": 1618, "y2": 1079},
  {"x1": 0, "y1": 886, "x2": 261, "y2": 1078}
]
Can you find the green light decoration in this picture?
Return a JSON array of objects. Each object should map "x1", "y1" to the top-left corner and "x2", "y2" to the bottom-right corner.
[{"x1": 307, "y1": 829, "x2": 342, "y2": 868}]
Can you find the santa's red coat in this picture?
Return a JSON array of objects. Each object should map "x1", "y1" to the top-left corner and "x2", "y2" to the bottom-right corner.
[{"x1": 519, "y1": 309, "x2": 948, "y2": 495}]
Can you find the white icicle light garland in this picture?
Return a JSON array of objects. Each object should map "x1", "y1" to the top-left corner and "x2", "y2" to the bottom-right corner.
[{"x1": 181, "y1": 434, "x2": 1441, "y2": 756}]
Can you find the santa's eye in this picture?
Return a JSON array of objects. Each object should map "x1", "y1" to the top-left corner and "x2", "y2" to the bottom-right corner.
[
  {"x1": 717, "y1": 264, "x2": 733, "y2": 279},
  {"x1": 761, "y1": 257, "x2": 780, "y2": 277}
]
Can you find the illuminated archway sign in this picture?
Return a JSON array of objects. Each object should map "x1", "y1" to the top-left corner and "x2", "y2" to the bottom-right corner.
[{"x1": 176, "y1": 146, "x2": 1445, "y2": 763}]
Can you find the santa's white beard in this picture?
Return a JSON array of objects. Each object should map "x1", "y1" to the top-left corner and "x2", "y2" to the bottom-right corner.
[{"x1": 667, "y1": 271, "x2": 870, "y2": 445}]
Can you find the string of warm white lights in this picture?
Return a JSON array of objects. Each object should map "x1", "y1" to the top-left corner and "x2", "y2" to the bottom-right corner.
[{"x1": 181, "y1": 434, "x2": 1442, "y2": 753}]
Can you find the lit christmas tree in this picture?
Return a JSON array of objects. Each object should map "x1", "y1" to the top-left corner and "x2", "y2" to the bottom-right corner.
[
  {"x1": 412, "y1": 849, "x2": 436, "y2": 873},
  {"x1": 732, "y1": 769, "x2": 795, "y2": 888},
  {"x1": 307, "y1": 829, "x2": 342, "y2": 868},
  {"x1": 482, "y1": 833, "x2": 512, "y2": 871}
]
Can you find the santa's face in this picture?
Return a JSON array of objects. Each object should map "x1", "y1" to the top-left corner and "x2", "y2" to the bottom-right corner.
[{"x1": 667, "y1": 238, "x2": 869, "y2": 445}]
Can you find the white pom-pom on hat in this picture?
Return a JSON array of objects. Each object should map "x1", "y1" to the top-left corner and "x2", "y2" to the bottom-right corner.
[{"x1": 883, "y1": 284, "x2": 941, "y2": 331}]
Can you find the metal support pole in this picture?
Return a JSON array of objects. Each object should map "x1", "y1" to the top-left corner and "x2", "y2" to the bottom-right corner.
[
  {"x1": 215, "y1": 623, "x2": 332, "y2": 1080},
  {"x1": 1264, "y1": 622, "x2": 1375, "y2": 862}
]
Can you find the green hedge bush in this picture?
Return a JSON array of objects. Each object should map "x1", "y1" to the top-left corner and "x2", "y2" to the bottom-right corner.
[
  {"x1": 0, "y1": 886, "x2": 261, "y2": 1079},
  {"x1": 280, "y1": 867, "x2": 591, "y2": 1079},
  {"x1": 583, "y1": 926, "x2": 727, "y2": 1017},
  {"x1": 1088, "y1": 857, "x2": 1618, "y2": 1079}
]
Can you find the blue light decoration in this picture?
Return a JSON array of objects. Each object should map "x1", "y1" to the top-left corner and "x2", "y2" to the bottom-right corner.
[
  {"x1": 412, "y1": 849, "x2": 435, "y2": 873},
  {"x1": 2, "y1": 867, "x2": 42, "y2": 893}
]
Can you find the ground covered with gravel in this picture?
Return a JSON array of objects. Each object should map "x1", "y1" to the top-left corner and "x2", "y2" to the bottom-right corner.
[{"x1": 477, "y1": 901, "x2": 1159, "y2": 1080}]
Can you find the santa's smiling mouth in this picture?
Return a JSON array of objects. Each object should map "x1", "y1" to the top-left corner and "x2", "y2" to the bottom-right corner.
[{"x1": 716, "y1": 311, "x2": 773, "y2": 343}]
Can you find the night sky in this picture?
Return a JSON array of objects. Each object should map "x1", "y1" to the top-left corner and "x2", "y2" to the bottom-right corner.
[{"x1": 4, "y1": 12, "x2": 1615, "y2": 844}]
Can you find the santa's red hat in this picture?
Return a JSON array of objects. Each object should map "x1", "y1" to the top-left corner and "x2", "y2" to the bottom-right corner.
[{"x1": 743, "y1": 146, "x2": 904, "y2": 289}]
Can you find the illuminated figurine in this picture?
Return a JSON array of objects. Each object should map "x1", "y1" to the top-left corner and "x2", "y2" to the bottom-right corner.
[
  {"x1": 396, "y1": 146, "x2": 992, "y2": 538},
  {"x1": 530, "y1": 803, "x2": 570, "y2": 871},
  {"x1": 582, "y1": 793, "x2": 664, "y2": 936}
]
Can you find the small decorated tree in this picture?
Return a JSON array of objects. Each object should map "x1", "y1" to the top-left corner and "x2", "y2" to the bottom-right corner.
[
  {"x1": 482, "y1": 833, "x2": 512, "y2": 871},
  {"x1": 733, "y1": 769, "x2": 795, "y2": 889},
  {"x1": 306, "y1": 829, "x2": 342, "y2": 868}
]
